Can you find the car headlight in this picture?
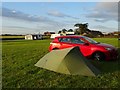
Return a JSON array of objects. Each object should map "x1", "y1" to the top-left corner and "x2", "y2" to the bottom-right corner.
[{"x1": 105, "y1": 47, "x2": 112, "y2": 51}]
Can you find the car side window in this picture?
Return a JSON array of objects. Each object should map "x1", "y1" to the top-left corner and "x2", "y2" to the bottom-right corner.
[
  {"x1": 71, "y1": 38, "x2": 85, "y2": 44},
  {"x1": 59, "y1": 38, "x2": 71, "y2": 43}
]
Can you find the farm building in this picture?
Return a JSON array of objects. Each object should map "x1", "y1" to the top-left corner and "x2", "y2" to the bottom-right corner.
[
  {"x1": 25, "y1": 34, "x2": 43, "y2": 40},
  {"x1": 44, "y1": 32, "x2": 55, "y2": 36},
  {"x1": 50, "y1": 34, "x2": 61, "y2": 39},
  {"x1": 66, "y1": 32, "x2": 75, "y2": 35},
  {"x1": 58, "y1": 31, "x2": 75, "y2": 36}
]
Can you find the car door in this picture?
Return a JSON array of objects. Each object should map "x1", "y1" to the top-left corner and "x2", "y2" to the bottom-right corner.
[
  {"x1": 58, "y1": 37, "x2": 74, "y2": 49},
  {"x1": 70, "y1": 37, "x2": 91, "y2": 57}
]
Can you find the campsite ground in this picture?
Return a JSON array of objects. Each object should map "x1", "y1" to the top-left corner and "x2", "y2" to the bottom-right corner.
[{"x1": 2, "y1": 38, "x2": 120, "y2": 88}]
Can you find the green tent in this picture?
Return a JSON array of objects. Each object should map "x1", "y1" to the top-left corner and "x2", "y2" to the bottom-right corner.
[{"x1": 35, "y1": 46, "x2": 100, "y2": 76}]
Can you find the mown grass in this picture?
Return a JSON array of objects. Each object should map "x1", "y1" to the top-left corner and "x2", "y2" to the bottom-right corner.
[{"x1": 2, "y1": 38, "x2": 120, "y2": 88}]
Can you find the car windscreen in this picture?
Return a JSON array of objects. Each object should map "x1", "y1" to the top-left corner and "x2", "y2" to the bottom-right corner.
[{"x1": 83, "y1": 37, "x2": 98, "y2": 44}]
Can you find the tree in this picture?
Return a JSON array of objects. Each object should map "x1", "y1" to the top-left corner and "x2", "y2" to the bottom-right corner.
[
  {"x1": 68, "y1": 29, "x2": 73, "y2": 32},
  {"x1": 74, "y1": 29, "x2": 80, "y2": 35},
  {"x1": 62, "y1": 29, "x2": 67, "y2": 33},
  {"x1": 58, "y1": 31, "x2": 62, "y2": 34},
  {"x1": 74, "y1": 23, "x2": 88, "y2": 35}
]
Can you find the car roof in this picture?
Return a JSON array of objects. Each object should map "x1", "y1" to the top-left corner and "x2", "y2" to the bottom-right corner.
[{"x1": 56, "y1": 35, "x2": 86, "y2": 38}]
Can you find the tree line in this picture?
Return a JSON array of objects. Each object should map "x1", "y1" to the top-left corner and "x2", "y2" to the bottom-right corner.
[{"x1": 58, "y1": 23, "x2": 104, "y2": 38}]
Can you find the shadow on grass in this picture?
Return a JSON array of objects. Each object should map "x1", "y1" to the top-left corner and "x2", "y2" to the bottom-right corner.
[{"x1": 91, "y1": 48, "x2": 120, "y2": 74}]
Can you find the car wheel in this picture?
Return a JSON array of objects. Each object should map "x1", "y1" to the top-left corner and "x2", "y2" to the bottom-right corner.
[{"x1": 93, "y1": 52, "x2": 105, "y2": 61}]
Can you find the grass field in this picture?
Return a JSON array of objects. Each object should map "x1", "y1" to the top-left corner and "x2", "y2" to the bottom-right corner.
[
  {"x1": 2, "y1": 38, "x2": 120, "y2": 88},
  {"x1": 0, "y1": 36, "x2": 25, "y2": 39}
]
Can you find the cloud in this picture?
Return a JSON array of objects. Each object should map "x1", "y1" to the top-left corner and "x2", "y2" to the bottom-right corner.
[
  {"x1": 47, "y1": 10, "x2": 79, "y2": 19},
  {"x1": 2, "y1": 25, "x2": 34, "y2": 34},
  {"x1": 2, "y1": 8, "x2": 70, "y2": 34},
  {"x1": 2, "y1": 7, "x2": 69, "y2": 34},
  {"x1": 2, "y1": 8, "x2": 66, "y2": 28},
  {"x1": 2, "y1": 7, "x2": 58, "y2": 23},
  {"x1": 92, "y1": 25, "x2": 117, "y2": 32},
  {"x1": 2, "y1": 7, "x2": 38, "y2": 22},
  {"x1": 2, "y1": 0, "x2": 120, "y2": 2},
  {"x1": 3, "y1": 26, "x2": 35, "y2": 30},
  {"x1": 2, "y1": 25, "x2": 51, "y2": 34},
  {"x1": 86, "y1": 2, "x2": 118, "y2": 22}
]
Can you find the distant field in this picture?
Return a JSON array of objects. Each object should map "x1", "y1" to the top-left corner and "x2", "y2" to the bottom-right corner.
[
  {"x1": 0, "y1": 35, "x2": 25, "y2": 38},
  {"x1": 0, "y1": 35, "x2": 50, "y2": 40},
  {"x1": 0, "y1": 35, "x2": 25, "y2": 40},
  {"x1": 94, "y1": 38, "x2": 119, "y2": 48},
  {"x1": 2, "y1": 38, "x2": 120, "y2": 88}
]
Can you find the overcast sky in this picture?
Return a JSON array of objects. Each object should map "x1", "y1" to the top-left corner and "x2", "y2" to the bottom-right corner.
[{"x1": 1, "y1": 1, "x2": 119, "y2": 34}]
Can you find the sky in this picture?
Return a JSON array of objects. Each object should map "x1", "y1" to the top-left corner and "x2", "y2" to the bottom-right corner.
[{"x1": 1, "y1": 1, "x2": 119, "y2": 34}]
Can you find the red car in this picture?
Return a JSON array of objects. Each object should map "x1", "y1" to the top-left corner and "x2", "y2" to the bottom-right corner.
[{"x1": 49, "y1": 35, "x2": 118, "y2": 61}]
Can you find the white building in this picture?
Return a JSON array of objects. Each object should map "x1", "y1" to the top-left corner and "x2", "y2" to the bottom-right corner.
[
  {"x1": 66, "y1": 32, "x2": 75, "y2": 35},
  {"x1": 50, "y1": 34, "x2": 61, "y2": 39},
  {"x1": 25, "y1": 34, "x2": 43, "y2": 40}
]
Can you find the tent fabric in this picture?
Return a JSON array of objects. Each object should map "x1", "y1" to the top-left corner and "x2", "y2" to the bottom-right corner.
[{"x1": 35, "y1": 46, "x2": 100, "y2": 76}]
